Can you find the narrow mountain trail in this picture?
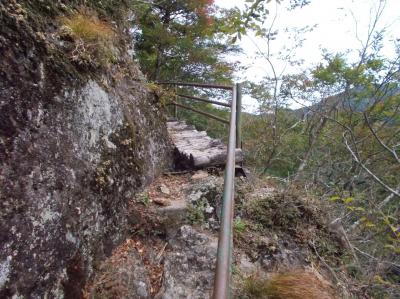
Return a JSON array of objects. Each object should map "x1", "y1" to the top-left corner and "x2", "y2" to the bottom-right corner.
[
  {"x1": 83, "y1": 121, "x2": 345, "y2": 299},
  {"x1": 82, "y1": 119, "x2": 241, "y2": 298}
]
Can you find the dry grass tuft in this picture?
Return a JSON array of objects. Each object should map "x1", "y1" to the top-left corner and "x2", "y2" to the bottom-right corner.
[
  {"x1": 61, "y1": 10, "x2": 117, "y2": 67},
  {"x1": 242, "y1": 270, "x2": 335, "y2": 299},
  {"x1": 265, "y1": 270, "x2": 335, "y2": 299},
  {"x1": 62, "y1": 12, "x2": 114, "y2": 43}
]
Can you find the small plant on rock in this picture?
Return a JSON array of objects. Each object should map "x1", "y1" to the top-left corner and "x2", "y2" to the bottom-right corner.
[
  {"x1": 146, "y1": 83, "x2": 176, "y2": 106},
  {"x1": 234, "y1": 218, "x2": 247, "y2": 234},
  {"x1": 187, "y1": 199, "x2": 207, "y2": 224},
  {"x1": 137, "y1": 192, "x2": 150, "y2": 206}
]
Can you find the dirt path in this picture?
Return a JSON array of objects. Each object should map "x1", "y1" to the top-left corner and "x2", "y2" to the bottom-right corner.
[{"x1": 84, "y1": 170, "x2": 223, "y2": 298}]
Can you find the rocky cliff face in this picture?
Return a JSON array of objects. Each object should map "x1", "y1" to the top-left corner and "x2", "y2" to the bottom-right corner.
[{"x1": 0, "y1": 1, "x2": 171, "y2": 297}]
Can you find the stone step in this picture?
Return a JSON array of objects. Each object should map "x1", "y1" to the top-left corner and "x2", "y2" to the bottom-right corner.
[
  {"x1": 156, "y1": 199, "x2": 188, "y2": 237},
  {"x1": 159, "y1": 225, "x2": 217, "y2": 299}
]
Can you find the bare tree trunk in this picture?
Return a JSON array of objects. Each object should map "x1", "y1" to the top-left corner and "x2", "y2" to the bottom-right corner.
[
  {"x1": 294, "y1": 110, "x2": 330, "y2": 180},
  {"x1": 153, "y1": 46, "x2": 163, "y2": 81}
]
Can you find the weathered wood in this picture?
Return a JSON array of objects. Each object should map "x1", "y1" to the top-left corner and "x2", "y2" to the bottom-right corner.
[{"x1": 167, "y1": 120, "x2": 243, "y2": 169}]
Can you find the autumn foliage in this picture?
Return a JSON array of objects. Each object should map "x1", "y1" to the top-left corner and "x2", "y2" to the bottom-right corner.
[{"x1": 195, "y1": 0, "x2": 214, "y2": 25}]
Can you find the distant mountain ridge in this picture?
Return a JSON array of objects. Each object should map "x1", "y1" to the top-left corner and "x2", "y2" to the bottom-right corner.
[{"x1": 293, "y1": 83, "x2": 400, "y2": 119}]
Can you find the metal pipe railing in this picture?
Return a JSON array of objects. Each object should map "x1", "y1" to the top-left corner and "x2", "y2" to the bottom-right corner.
[
  {"x1": 158, "y1": 81, "x2": 233, "y2": 90},
  {"x1": 177, "y1": 93, "x2": 231, "y2": 108},
  {"x1": 212, "y1": 84, "x2": 237, "y2": 299},
  {"x1": 160, "y1": 81, "x2": 242, "y2": 298},
  {"x1": 170, "y1": 102, "x2": 229, "y2": 124}
]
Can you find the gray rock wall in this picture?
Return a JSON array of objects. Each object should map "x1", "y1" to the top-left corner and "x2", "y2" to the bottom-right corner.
[
  {"x1": 0, "y1": 76, "x2": 171, "y2": 298},
  {"x1": 0, "y1": 2, "x2": 172, "y2": 297},
  {"x1": 0, "y1": 80, "x2": 168, "y2": 298}
]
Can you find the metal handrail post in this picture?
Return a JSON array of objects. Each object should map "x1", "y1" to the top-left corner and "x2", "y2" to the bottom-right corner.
[
  {"x1": 235, "y1": 83, "x2": 242, "y2": 149},
  {"x1": 212, "y1": 84, "x2": 237, "y2": 299}
]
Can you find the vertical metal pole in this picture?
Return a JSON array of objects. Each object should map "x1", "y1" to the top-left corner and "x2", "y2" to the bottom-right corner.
[
  {"x1": 174, "y1": 85, "x2": 178, "y2": 119},
  {"x1": 212, "y1": 85, "x2": 237, "y2": 299},
  {"x1": 235, "y1": 83, "x2": 242, "y2": 149}
]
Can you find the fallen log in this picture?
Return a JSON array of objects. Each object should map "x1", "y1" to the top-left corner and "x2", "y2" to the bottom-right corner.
[{"x1": 167, "y1": 120, "x2": 243, "y2": 169}]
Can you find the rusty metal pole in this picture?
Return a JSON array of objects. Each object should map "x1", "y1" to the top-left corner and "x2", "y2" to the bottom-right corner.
[{"x1": 212, "y1": 84, "x2": 237, "y2": 299}]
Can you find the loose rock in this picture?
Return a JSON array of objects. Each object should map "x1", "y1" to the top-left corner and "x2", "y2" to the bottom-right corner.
[
  {"x1": 153, "y1": 197, "x2": 171, "y2": 206},
  {"x1": 159, "y1": 184, "x2": 171, "y2": 195},
  {"x1": 191, "y1": 170, "x2": 209, "y2": 180}
]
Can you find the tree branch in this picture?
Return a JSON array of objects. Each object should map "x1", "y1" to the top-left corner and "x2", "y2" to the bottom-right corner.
[
  {"x1": 363, "y1": 112, "x2": 400, "y2": 163},
  {"x1": 343, "y1": 132, "x2": 400, "y2": 198}
]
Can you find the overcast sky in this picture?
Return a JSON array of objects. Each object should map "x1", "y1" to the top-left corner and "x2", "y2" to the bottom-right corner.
[{"x1": 214, "y1": 0, "x2": 400, "y2": 111}]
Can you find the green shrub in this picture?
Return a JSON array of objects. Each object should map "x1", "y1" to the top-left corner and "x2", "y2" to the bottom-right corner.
[{"x1": 245, "y1": 190, "x2": 323, "y2": 234}]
